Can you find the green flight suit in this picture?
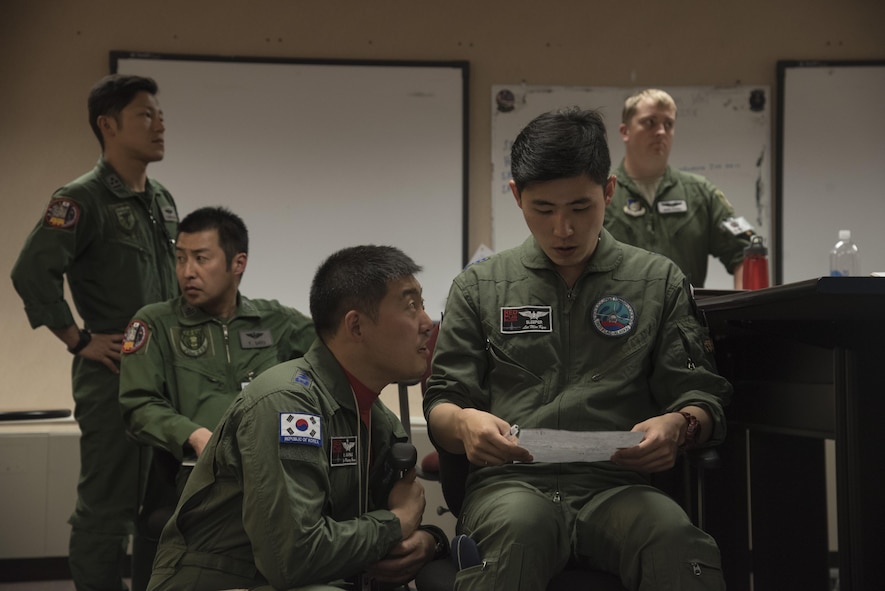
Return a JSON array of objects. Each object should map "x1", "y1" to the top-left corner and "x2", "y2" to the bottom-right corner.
[
  {"x1": 147, "y1": 341, "x2": 409, "y2": 591},
  {"x1": 604, "y1": 162, "x2": 753, "y2": 287},
  {"x1": 10, "y1": 157, "x2": 178, "y2": 591},
  {"x1": 119, "y1": 294, "x2": 315, "y2": 461},
  {"x1": 119, "y1": 293, "x2": 316, "y2": 590},
  {"x1": 424, "y1": 231, "x2": 732, "y2": 590}
]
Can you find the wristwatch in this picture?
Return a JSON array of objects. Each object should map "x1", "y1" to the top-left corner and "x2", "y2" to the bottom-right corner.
[
  {"x1": 68, "y1": 329, "x2": 92, "y2": 355},
  {"x1": 678, "y1": 411, "x2": 701, "y2": 451},
  {"x1": 419, "y1": 524, "x2": 449, "y2": 560}
]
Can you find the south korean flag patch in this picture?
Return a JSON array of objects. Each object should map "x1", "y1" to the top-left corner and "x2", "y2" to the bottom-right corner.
[{"x1": 280, "y1": 412, "x2": 322, "y2": 446}]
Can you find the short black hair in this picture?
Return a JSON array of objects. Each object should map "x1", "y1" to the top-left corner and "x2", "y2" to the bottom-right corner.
[
  {"x1": 178, "y1": 206, "x2": 248, "y2": 268},
  {"x1": 510, "y1": 107, "x2": 611, "y2": 192},
  {"x1": 87, "y1": 74, "x2": 159, "y2": 150},
  {"x1": 310, "y1": 245, "x2": 422, "y2": 340}
]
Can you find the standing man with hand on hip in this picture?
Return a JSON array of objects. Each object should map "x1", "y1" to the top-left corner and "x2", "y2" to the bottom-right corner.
[
  {"x1": 11, "y1": 74, "x2": 178, "y2": 591},
  {"x1": 604, "y1": 88, "x2": 755, "y2": 288}
]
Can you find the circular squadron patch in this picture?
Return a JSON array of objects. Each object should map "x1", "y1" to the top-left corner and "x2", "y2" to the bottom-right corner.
[
  {"x1": 43, "y1": 198, "x2": 80, "y2": 229},
  {"x1": 121, "y1": 320, "x2": 149, "y2": 354},
  {"x1": 179, "y1": 326, "x2": 209, "y2": 357},
  {"x1": 592, "y1": 296, "x2": 636, "y2": 337}
]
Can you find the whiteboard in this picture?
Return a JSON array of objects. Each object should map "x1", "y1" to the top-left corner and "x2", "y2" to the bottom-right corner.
[
  {"x1": 491, "y1": 85, "x2": 771, "y2": 289},
  {"x1": 113, "y1": 52, "x2": 468, "y2": 319},
  {"x1": 777, "y1": 61, "x2": 885, "y2": 284}
]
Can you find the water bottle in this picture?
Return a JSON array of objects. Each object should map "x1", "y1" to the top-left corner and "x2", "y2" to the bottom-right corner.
[
  {"x1": 829, "y1": 230, "x2": 860, "y2": 277},
  {"x1": 741, "y1": 234, "x2": 769, "y2": 290}
]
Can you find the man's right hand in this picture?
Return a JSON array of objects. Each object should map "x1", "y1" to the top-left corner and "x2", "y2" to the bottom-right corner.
[
  {"x1": 53, "y1": 325, "x2": 123, "y2": 374},
  {"x1": 79, "y1": 332, "x2": 124, "y2": 374},
  {"x1": 430, "y1": 404, "x2": 533, "y2": 466},
  {"x1": 387, "y1": 468, "x2": 425, "y2": 540},
  {"x1": 187, "y1": 427, "x2": 213, "y2": 458}
]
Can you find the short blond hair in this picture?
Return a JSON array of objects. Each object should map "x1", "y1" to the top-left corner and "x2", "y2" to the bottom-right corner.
[{"x1": 622, "y1": 88, "x2": 677, "y2": 124}]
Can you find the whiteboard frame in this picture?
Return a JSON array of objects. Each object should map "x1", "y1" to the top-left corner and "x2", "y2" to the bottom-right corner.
[
  {"x1": 111, "y1": 51, "x2": 469, "y2": 319},
  {"x1": 776, "y1": 59, "x2": 885, "y2": 284}
]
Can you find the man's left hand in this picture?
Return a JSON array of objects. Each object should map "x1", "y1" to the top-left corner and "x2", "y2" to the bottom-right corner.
[{"x1": 366, "y1": 529, "x2": 435, "y2": 584}]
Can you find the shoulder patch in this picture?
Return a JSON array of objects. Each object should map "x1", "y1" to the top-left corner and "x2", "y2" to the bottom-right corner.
[
  {"x1": 121, "y1": 320, "x2": 150, "y2": 354},
  {"x1": 280, "y1": 412, "x2": 322, "y2": 446},
  {"x1": 43, "y1": 198, "x2": 80, "y2": 230},
  {"x1": 592, "y1": 296, "x2": 636, "y2": 337},
  {"x1": 291, "y1": 370, "x2": 312, "y2": 387}
]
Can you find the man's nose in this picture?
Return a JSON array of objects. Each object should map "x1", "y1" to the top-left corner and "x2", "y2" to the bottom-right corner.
[{"x1": 552, "y1": 213, "x2": 574, "y2": 237}]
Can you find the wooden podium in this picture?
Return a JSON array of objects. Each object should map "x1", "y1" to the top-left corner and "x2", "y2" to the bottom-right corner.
[{"x1": 696, "y1": 277, "x2": 885, "y2": 591}]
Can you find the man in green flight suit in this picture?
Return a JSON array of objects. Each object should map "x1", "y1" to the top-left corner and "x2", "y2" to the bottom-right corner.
[
  {"x1": 147, "y1": 245, "x2": 448, "y2": 591},
  {"x1": 425, "y1": 107, "x2": 732, "y2": 590},
  {"x1": 603, "y1": 88, "x2": 755, "y2": 288},
  {"x1": 118, "y1": 206, "x2": 315, "y2": 590},
  {"x1": 10, "y1": 74, "x2": 178, "y2": 591}
]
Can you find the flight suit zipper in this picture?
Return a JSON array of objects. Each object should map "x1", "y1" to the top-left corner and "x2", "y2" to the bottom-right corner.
[
  {"x1": 222, "y1": 323, "x2": 232, "y2": 364},
  {"x1": 134, "y1": 188, "x2": 176, "y2": 298}
]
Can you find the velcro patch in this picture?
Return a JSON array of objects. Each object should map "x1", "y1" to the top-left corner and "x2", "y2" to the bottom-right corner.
[
  {"x1": 330, "y1": 436, "x2": 358, "y2": 466},
  {"x1": 500, "y1": 306, "x2": 553, "y2": 333},
  {"x1": 592, "y1": 296, "x2": 636, "y2": 337},
  {"x1": 720, "y1": 216, "x2": 754, "y2": 236},
  {"x1": 280, "y1": 412, "x2": 322, "y2": 446},
  {"x1": 657, "y1": 200, "x2": 688, "y2": 214},
  {"x1": 43, "y1": 198, "x2": 80, "y2": 230},
  {"x1": 240, "y1": 329, "x2": 272, "y2": 349},
  {"x1": 121, "y1": 320, "x2": 149, "y2": 354}
]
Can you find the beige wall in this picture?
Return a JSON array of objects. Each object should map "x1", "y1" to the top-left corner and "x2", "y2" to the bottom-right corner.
[{"x1": 2, "y1": 0, "x2": 883, "y2": 412}]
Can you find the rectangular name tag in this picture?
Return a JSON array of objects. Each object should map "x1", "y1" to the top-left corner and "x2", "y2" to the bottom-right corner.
[
  {"x1": 240, "y1": 329, "x2": 273, "y2": 349},
  {"x1": 501, "y1": 306, "x2": 553, "y2": 333},
  {"x1": 657, "y1": 200, "x2": 688, "y2": 214}
]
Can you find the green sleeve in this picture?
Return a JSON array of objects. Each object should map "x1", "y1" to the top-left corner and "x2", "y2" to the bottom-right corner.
[{"x1": 119, "y1": 310, "x2": 202, "y2": 460}]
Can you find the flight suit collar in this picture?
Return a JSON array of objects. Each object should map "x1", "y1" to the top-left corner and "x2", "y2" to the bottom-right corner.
[
  {"x1": 94, "y1": 156, "x2": 157, "y2": 200},
  {"x1": 615, "y1": 160, "x2": 677, "y2": 202},
  {"x1": 175, "y1": 293, "x2": 261, "y2": 325},
  {"x1": 303, "y1": 340, "x2": 408, "y2": 441},
  {"x1": 520, "y1": 229, "x2": 624, "y2": 277}
]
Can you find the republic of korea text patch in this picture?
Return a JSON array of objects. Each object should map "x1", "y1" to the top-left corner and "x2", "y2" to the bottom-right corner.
[{"x1": 280, "y1": 412, "x2": 322, "y2": 446}]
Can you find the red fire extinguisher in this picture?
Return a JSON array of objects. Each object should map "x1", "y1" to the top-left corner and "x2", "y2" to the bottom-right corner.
[{"x1": 742, "y1": 234, "x2": 769, "y2": 290}]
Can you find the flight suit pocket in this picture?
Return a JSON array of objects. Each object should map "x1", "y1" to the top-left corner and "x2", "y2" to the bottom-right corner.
[{"x1": 486, "y1": 341, "x2": 550, "y2": 417}]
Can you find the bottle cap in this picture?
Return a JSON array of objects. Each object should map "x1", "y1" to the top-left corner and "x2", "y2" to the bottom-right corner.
[
  {"x1": 838, "y1": 229, "x2": 851, "y2": 241},
  {"x1": 743, "y1": 234, "x2": 767, "y2": 256}
]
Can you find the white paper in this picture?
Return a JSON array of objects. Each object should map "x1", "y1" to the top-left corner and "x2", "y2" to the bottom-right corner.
[{"x1": 517, "y1": 429, "x2": 645, "y2": 463}]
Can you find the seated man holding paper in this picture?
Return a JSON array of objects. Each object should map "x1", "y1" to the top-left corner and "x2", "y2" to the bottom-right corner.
[{"x1": 423, "y1": 107, "x2": 732, "y2": 590}]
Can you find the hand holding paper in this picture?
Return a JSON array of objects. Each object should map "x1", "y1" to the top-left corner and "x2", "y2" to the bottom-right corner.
[{"x1": 515, "y1": 428, "x2": 645, "y2": 463}]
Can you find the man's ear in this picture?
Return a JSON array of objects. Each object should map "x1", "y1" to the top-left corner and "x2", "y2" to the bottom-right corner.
[
  {"x1": 232, "y1": 252, "x2": 247, "y2": 277},
  {"x1": 343, "y1": 310, "x2": 362, "y2": 340},
  {"x1": 509, "y1": 180, "x2": 523, "y2": 209},
  {"x1": 604, "y1": 175, "x2": 616, "y2": 206},
  {"x1": 97, "y1": 115, "x2": 116, "y2": 140},
  {"x1": 619, "y1": 122, "x2": 629, "y2": 142}
]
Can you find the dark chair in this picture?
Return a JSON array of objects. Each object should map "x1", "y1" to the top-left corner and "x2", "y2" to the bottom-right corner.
[{"x1": 131, "y1": 448, "x2": 193, "y2": 591}]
